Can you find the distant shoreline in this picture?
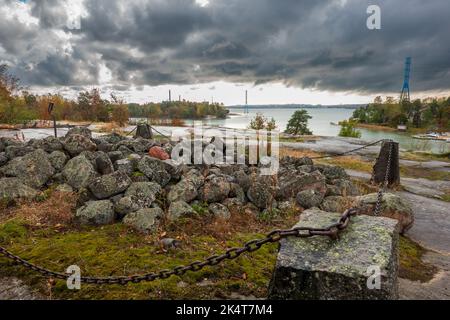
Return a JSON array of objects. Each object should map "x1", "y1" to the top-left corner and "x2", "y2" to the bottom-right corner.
[{"x1": 226, "y1": 104, "x2": 363, "y2": 110}]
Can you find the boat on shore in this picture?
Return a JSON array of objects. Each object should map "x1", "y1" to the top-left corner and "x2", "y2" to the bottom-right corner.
[{"x1": 412, "y1": 132, "x2": 450, "y2": 142}]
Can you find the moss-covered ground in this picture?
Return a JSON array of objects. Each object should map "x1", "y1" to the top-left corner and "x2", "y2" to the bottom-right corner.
[{"x1": 0, "y1": 192, "x2": 300, "y2": 300}]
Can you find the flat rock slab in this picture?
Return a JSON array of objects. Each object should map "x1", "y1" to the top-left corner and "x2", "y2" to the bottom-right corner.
[
  {"x1": 0, "y1": 277, "x2": 45, "y2": 300},
  {"x1": 268, "y1": 209, "x2": 399, "y2": 300}
]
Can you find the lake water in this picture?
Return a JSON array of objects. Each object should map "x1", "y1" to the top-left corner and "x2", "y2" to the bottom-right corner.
[
  {"x1": 1, "y1": 107, "x2": 448, "y2": 154},
  {"x1": 184, "y1": 107, "x2": 449, "y2": 154}
]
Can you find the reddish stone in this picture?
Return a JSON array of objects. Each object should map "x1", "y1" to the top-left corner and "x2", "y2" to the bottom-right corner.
[{"x1": 149, "y1": 146, "x2": 170, "y2": 160}]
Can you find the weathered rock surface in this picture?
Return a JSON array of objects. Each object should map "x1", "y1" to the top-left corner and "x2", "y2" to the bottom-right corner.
[
  {"x1": 138, "y1": 156, "x2": 171, "y2": 186},
  {"x1": 268, "y1": 209, "x2": 400, "y2": 300},
  {"x1": 355, "y1": 193, "x2": 414, "y2": 234},
  {"x1": 209, "y1": 203, "x2": 231, "y2": 220},
  {"x1": 94, "y1": 151, "x2": 114, "y2": 175},
  {"x1": 168, "y1": 201, "x2": 195, "y2": 220},
  {"x1": 321, "y1": 196, "x2": 355, "y2": 213},
  {"x1": 1, "y1": 149, "x2": 55, "y2": 188},
  {"x1": 0, "y1": 178, "x2": 38, "y2": 200},
  {"x1": 63, "y1": 134, "x2": 97, "y2": 157},
  {"x1": 123, "y1": 208, "x2": 163, "y2": 233},
  {"x1": 167, "y1": 179, "x2": 198, "y2": 203},
  {"x1": 296, "y1": 189, "x2": 324, "y2": 209},
  {"x1": 114, "y1": 182, "x2": 161, "y2": 217},
  {"x1": 48, "y1": 151, "x2": 68, "y2": 171},
  {"x1": 247, "y1": 175, "x2": 276, "y2": 209},
  {"x1": 62, "y1": 155, "x2": 97, "y2": 190},
  {"x1": 199, "y1": 175, "x2": 231, "y2": 203},
  {"x1": 75, "y1": 200, "x2": 115, "y2": 225},
  {"x1": 89, "y1": 171, "x2": 132, "y2": 199},
  {"x1": 149, "y1": 146, "x2": 170, "y2": 160}
]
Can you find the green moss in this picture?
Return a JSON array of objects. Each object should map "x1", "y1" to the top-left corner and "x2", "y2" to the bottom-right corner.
[
  {"x1": 0, "y1": 219, "x2": 278, "y2": 300},
  {"x1": 132, "y1": 171, "x2": 145, "y2": 177},
  {"x1": 399, "y1": 236, "x2": 438, "y2": 283}
]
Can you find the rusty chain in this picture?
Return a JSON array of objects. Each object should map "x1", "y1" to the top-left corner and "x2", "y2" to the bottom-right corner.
[
  {"x1": 0, "y1": 140, "x2": 392, "y2": 285},
  {"x1": 374, "y1": 140, "x2": 394, "y2": 216},
  {"x1": 0, "y1": 208, "x2": 357, "y2": 285}
]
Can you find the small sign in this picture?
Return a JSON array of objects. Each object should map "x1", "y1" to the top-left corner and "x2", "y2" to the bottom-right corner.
[{"x1": 48, "y1": 102, "x2": 55, "y2": 114}]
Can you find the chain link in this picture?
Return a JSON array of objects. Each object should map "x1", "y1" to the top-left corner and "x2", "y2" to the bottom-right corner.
[
  {"x1": 0, "y1": 140, "x2": 392, "y2": 285},
  {"x1": 374, "y1": 140, "x2": 394, "y2": 216}
]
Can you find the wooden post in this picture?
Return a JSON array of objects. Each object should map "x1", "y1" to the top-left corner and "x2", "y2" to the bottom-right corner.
[
  {"x1": 372, "y1": 140, "x2": 400, "y2": 186},
  {"x1": 48, "y1": 102, "x2": 57, "y2": 138}
]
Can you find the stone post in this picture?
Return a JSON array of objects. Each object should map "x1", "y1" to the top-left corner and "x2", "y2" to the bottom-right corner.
[
  {"x1": 134, "y1": 124, "x2": 153, "y2": 139},
  {"x1": 372, "y1": 140, "x2": 400, "y2": 186},
  {"x1": 268, "y1": 209, "x2": 399, "y2": 300}
]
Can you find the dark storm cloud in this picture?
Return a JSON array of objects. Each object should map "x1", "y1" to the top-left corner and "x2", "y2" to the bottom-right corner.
[{"x1": 1, "y1": 0, "x2": 450, "y2": 93}]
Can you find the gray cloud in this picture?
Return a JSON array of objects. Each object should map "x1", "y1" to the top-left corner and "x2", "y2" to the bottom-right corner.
[{"x1": 1, "y1": 0, "x2": 449, "y2": 94}]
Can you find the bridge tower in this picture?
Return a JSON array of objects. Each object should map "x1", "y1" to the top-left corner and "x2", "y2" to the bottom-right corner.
[{"x1": 400, "y1": 57, "x2": 412, "y2": 103}]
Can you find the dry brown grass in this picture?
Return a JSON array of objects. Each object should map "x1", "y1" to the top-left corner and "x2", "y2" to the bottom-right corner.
[
  {"x1": 3, "y1": 192, "x2": 77, "y2": 227},
  {"x1": 280, "y1": 147, "x2": 322, "y2": 159},
  {"x1": 96, "y1": 122, "x2": 127, "y2": 134}
]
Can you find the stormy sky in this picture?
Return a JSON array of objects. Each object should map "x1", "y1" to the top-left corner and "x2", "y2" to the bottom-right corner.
[{"x1": 1, "y1": 0, "x2": 449, "y2": 104}]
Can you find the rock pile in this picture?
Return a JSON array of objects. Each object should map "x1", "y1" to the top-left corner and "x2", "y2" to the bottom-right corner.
[{"x1": 0, "y1": 128, "x2": 413, "y2": 234}]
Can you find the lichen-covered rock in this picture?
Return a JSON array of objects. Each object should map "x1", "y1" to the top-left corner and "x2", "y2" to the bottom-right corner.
[
  {"x1": 94, "y1": 151, "x2": 114, "y2": 175},
  {"x1": 89, "y1": 171, "x2": 132, "y2": 199},
  {"x1": 163, "y1": 159, "x2": 185, "y2": 180},
  {"x1": 63, "y1": 134, "x2": 97, "y2": 157},
  {"x1": 123, "y1": 208, "x2": 163, "y2": 233},
  {"x1": 55, "y1": 183, "x2": 74, "y2": 193},
  {"x1": 75, "y1": 200, "x2": 115, "y2": 225},
  {"x1": 62, "y1": 155, "x2": 97, "y2": 190},
  {"x1": 115, "y1": 182, "x2": 161, "y2": 217},
  {"x1": 183, "y1": 169, "x2": 205, "y2": 188},
  {"x1": 66, "y1": 127, "x2": 92, "y2": 139},
  {"x1": 319, "y1": 165, "x2": 349, "y2": 182},
  {"x1": 28, "y1": 136, "x2": 64, "y2": 153},
  {"x1": 0, "y1": 152, "x2": 8, "y2": 166},
  {"x1": 5, "y1": 145, "x2": 35, "y2": 159},
  {"x1": 167, "y1": 179, "x2": 198, "y2": 203},
  {"x1": 48, "y1": 151, "x2": 68, "y2": 172},
  {"x1": 296, "y1": 189, "x2": 324, "y2": 209},
  {"x1": 355, "y1": 193, "x2": 414, "y2": 234},
  {"x1": 1, "y1": 149, "x2": 55, "y2": 188},
  {"x1": 268, "y1": 209, "x2": 399, "y2": 300},
  {"x1": 321, "y1": 196, "x2": 355, "y2": 213},
  {"x1": 108, "y1": 151, "x2": 123, "y2": 164},
  {"x1": 247, "y1": 174, "x2": 276, "y2": 209},
  {"x1": 115, "y1": 158, "x2": 133, "y2": 176},
  {"x1": 209, "y1": 203, "x2": 231, "y2": 220},
  {"x1": 279, "y1": 170, "x2": 326, "y2": 200},
  {"x1": 232, "y1": 170, "x2": 251, "y2": 192},
  {"x1": 326, "y1": 179, "x2": 360, "y2": 197},
  {"x1": 229, "y1": 183, "x2": 247, "y2": 203},
  {"x1": 137, "y1": 156, "x2": 171, "y2": 186},
  {"x1": 199, "y1": 175, "x2": 231, "y2": 203},
  {"x1": 0, "y1": 178, "x2": 38, "y2": 200},
  {"x1": 168, "y1": 201, "x2": 195, "y2": 220}
]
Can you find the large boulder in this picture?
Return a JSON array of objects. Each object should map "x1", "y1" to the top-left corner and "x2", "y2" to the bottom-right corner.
[
  {"x1": 321, "y1": 196, "x2": 356, "y2": 213},
  {"x1": 63, "y1": 134, "x2": 97, "y2": 157},
  {"x1": 296, "y1": 189, "x2": 324, "y2": 209},
  {"x1": 137, "y1": 156, "x2": 171, "y2": 186},
  {"x1": 167, "y1": 179, "x2": 198, "y2": 203},
  {"x1": 199, "y1": 175, "x2": 231, "y2": 203},
  {"x1": 66, "y1": 127, "x2": 92, "y2": 139},
  {"x1": 0, "y1": 178, "x2": 38, "y2": 201},
  {"x1": 1, "y1": 149, "x2": 55, "y2": 188},
  {"x1": 318, "y1": 165, "x2": 349, "y2": 182},
  {"x1": 209, "y1": 203, "x2": 231, "y2": 220},
  {"x1": 89, "y1": 171, "x2": 132, "y2": 200},
  {"x1": 123, "y1": 208, "x2": 163, "y2": 233},
  {"x1": 75, "y1": 200, "x2": 115, "y2": 225},
  {"x1": 27, "y1": 136, "x2": 64, "y2": 153},
  {"x1": 114, "y1": 182, "x2": 161, "y2": 217},
  {"x1": 168, "y1": 201, "x2": 195, "y2": 220},
  {"x1": 279, "y1": 170, "x2": 327, "y2": 200},
  {"x1": 326, "y1": 179, "x2": 360, "y2": 197},
  {"x1": 355, "y1": 193, "x2": 414, "y2": 234},
  {"x1": 268, "y1": 209, "x2": 399, "y2": 300},
  {"x1": 5, "y1": 145, "x2": 35, "y2": 159},
  {"x1": 149, "y1": 146, "x2": 170, "y2": 160},
  {"x1": 62, "y1": 155, "x2": 97, "y2": 190},
  {"x1": 0, "y1": 152, "x2": 8, "y2": 166},
  {"x1": 247, "y1": 174, "x2": 276, "y2": 209},
  {"x1": 48, "y1": 151, "x2": 68, "y2": 172},
  {"x1": 94, "y1": 151, "x2": 114, "y2": 175}
]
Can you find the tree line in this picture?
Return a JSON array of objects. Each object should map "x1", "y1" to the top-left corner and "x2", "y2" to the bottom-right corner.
[
  {"x1": 352, "y1": 96, "x2": 450, "y2": 131},
  {"x1": 0, "y1": 64, "x2": 228, "y2": 125}
]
